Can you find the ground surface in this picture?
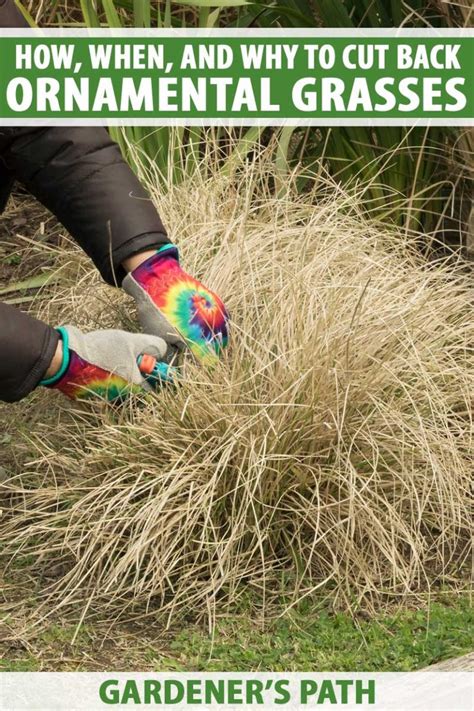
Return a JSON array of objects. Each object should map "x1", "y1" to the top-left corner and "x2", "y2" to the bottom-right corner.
[{"x1": 1, "y1": 568, "x2": 472, "y2": 671}]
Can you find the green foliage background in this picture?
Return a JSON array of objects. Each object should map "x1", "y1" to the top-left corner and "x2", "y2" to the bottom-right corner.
[{"x1": 17, "y1": 0, "x2": 473, "y2": 242}]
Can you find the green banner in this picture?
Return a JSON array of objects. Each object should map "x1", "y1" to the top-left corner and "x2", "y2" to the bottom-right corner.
[{"x1": 0, "y1": 30, "x2": 472, "y2": 124}]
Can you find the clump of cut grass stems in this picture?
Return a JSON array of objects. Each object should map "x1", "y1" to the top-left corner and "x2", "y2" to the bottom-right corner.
[{"x1": 0, "y1": 148, "x2": 472, "y2": 630}]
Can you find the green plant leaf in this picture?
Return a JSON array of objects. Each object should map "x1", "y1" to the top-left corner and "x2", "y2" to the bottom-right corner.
[
  {"x1": 3, "y1": 296, "x2": 37, "y2": 305},
  {"x1": 221, "y1": 126, "x2": 263, "y2": 177},
  {"x1": 207, "y1": 7, "x2": 221, "y2": 26},
  {"x1": 164, "y1": 0, "x2": 172, "y2": 28},
  {"x1": 80, "y1": 0, "x2": 101, "y2": 27},
  {"x1": 275, "y1": 126, "x2": 296, "y2": 197},
  {"x1": 308, "y1": 0, "x2": 353, "y2": 26},
  {"x1": 249, "y1": 1, "x2": 315, "y2": 27},
  {"x1": 101, "y1": 0, "x2": 123, "y2": 27},
  {"x1": 13, "y1": 1, "x2": 38, "y2": 27},
  {"x1": 0, "y1": 272, "x2": 63, "y2": 297},
  {"x1": 133, "y1": 0, "x2": 151, "y2": 27}
]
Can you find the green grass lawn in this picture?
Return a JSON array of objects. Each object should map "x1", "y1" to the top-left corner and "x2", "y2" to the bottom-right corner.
[{"x1": 1, "y1": 595, "x2": 471, "y2": 672}]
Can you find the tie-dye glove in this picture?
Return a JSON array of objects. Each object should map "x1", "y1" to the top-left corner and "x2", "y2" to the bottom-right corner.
[
  {"x1": 122, "y1": 246, "x2": 229, "y2": 365},
  {"x1": 40, "y1": 325, "x2": 170, "y2": 402}
]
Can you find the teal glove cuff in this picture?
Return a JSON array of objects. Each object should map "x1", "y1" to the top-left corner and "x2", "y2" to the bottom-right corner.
[
  {"x1": 39, "y1": 327, "x2": 71, "y2": 386},
  {"x1": 157, "y1": 244, "x2": 179, "y2": 259}
]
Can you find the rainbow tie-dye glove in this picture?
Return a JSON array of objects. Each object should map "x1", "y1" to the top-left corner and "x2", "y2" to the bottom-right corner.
[
  {"x1": 40, "y1": 325, "x2": 170, "y2": 402},
  {"x1": 122, "y1": 246, "x2": 229, "y2": 365}
]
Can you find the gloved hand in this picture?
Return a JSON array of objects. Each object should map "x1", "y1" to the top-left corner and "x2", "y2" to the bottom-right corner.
[
  {"x1": 122, "y1": 246, "x2": 229, "y2": 365},
  {"x1": 40, "y1": 325, "x2": 170, "y2": 402}
]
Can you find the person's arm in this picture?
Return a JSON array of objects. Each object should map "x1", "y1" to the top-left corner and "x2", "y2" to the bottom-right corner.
[
  {"x1": 0, "y1": 302, "x2": 59, "y2": 402},
  {"x1": 0, "y1": 0, "x2": 28, "y2": 28},
  {"x1": 0, "y1": 127, "x2": 230, "y2": 362},
  {"x1": 0, "y1": 127, "x2": 171, "y2": 286},
  {"x1": 0, "y1": 302, "x2": 175, "y2": 404}
]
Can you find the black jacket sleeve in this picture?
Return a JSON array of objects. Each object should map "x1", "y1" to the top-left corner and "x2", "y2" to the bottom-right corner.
[
  {"x1": 0, "y1": 302, "x2": 59, "y2": 402},
  {"x1": 0, "y1": 0, "x2": 170, "y2": 403},
  {"x1": 0, "y1": 127, "x2": 170, "y2": 285},
  {"x1": 0, "y1": 0, "x2": 28, "y2": 27},
  {"x1": 0, "y1": 128, "x2": 171, "y2": 402},
  {"x1": 0, "y1": 1, "x2": 56, "y2": 403}
]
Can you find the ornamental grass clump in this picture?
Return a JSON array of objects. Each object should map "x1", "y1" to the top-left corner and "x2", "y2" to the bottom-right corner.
[{"x1": 0, "y1": 154, "x2": 472, "y2": 627}]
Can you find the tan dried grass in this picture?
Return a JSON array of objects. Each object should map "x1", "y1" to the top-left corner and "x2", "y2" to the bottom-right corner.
[{"x1": 1, "y1": 155, "x2": 472, "y2": 628}]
